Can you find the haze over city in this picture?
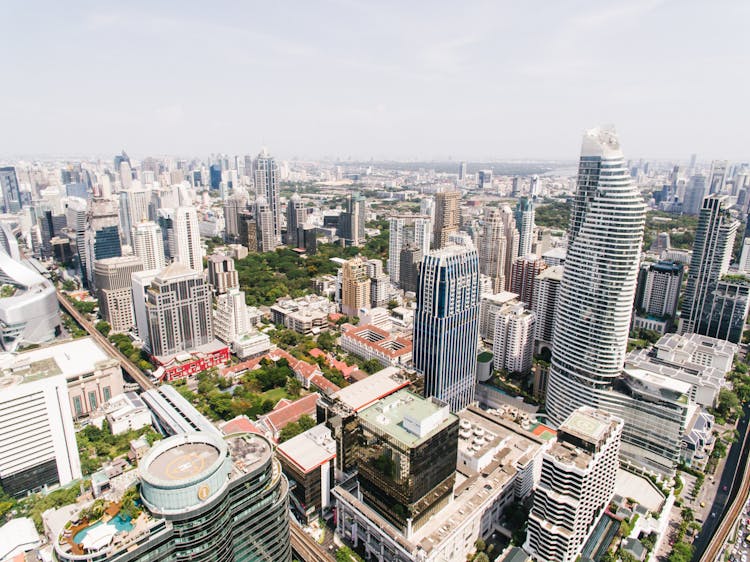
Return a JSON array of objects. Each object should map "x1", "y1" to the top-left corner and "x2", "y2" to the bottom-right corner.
[{"x1": 2, "y1": 0, "x2": 749, "y2": 160}]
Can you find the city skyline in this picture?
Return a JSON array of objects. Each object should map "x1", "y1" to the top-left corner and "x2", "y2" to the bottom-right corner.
[{"x1": 1, "y1": 1, "x2": 749, "y2": 160}]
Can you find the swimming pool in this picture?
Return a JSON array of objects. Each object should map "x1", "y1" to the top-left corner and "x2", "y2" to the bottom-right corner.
[{"x1": 73, "y1": 514, "x2": 134, "y2": 543}]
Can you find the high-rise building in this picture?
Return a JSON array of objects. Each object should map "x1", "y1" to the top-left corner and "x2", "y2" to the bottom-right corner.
[
  {"x1": 223, "y1": 192, "x2": 248, "y2": 243},
  {"x1": 340, "y1": 192, "x2": 367, "y2": 246},
  {"x1": 84, "y1": 198, "x2": 122, "y2": 287},
  {"x1": 388, "y1": 215, "x2": 431, "y2": 285},
  {"x1": 207, "y1": 254, "x2": 239, "y2": 294},
  {"x1": 340, "y1": 257, "x2": 371, "y2": 316},
  {"x1": 492, "y1": 302, "x2": 535, "y2": 375},
  {"x1": 38, "y1": 210, "x2": 67, "y2": 259},
  {"x1": 683, "y1": 174, "x2": 707, "y2": 215},
  {"x1": 532, "y1": 265, "x2": 564, "y2": 353},
  {"x1": 93, "y1": 255, "x2": 144, "y2": 333},
  {"x1": 131, "y1": 269, "x2": 159, "y2": 348},
  {"x1": 238, "y1": 209, "x2": 258, "y2": 252},
  {"x1": 119, "y1": 187, "x2": 149, "y2": 246},
  {"x1": 285, "y1": 193, "x2": 305, "y2": 247},
  {"x1": 54, "y1": 432, "x2": 292, "y2": 562},
  {"x1": 0, "y1": 167, "x2": 22, "y2": 213},
  {"x1": 526, "y1": 407, "x2": 623, "y2": 562},
  {"x1": 546, "y1": 126, "x2": 646, "y2": 426},
  {"x1": 145, "y1": 263, "x2": 213, "y2": 358},
  {"x1": 479, "y1": 206, "x2": 519, "y2": 293},
  {"x1": 174, "y1": 206, "x2": 203, "y2": 272},
  {"x1": 708, "y1": 159, "x2": 729, "y2": 194},
  {"x1": 635, "y1": 260, "x2": 683, "y2": 319},
  {"x1": 214, "y1": 286, "x2": 252, "y2": 345},
  {"x1": 477, "y1": 170, "x2": 493, "y2": 190},
  {"x1": 413, "y1": 245, "x2": 480, "y2": 412},
  {"x1": 432, "y1": 190, "x2": 460, "y2": 250},
  {"x1": 680, "y1": 194, "x2": 739, "y2": 335},
  {"x1": 458, "y1": 161, "x2": 467, "y2": 181},
  {"x1": 132, "y1": 220, "x2": 166, "y2": 271},
  {"x1": 514, "y1": 196, "x2": 535, "y2": 257},
  {"x1": 255, "y1": 196, "x2": 278, "y2": 253},
  {"x1": 510, "y1": 254, "x2": 547, "y2": 307},
  {"x1": 699, "y1": 275, "x2": 750, "y2": 344},
  {"x1": 399, "y1": 244, "x2": 422, "y2": 294},
  {"x1": 253, "y1": 148, "x2": 281, "y2": 243},
  {"x1": 0, "y1": 366, "x2": 82, "y2": 497}
]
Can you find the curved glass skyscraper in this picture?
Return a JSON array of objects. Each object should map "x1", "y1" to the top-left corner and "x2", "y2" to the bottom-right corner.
[{"x1": 546, "y1": 126, "x2": 646, "y2": 426}]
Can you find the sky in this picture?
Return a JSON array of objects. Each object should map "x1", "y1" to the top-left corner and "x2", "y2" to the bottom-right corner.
[{"x1": 1, "y1": 0, "x2": 749, "y2": 161}]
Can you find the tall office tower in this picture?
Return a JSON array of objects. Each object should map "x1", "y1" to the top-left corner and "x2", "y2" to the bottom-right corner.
[
  {"x1": 492, "y1": 302, "x2": 535, "y2": 375},
  {"x1": 214, "y1": 286, "x2": 252, "y2": 344},
  {"x1": 118, "y1": 161, "x2": 133, "y2": 191},
  {"x1": 207, "y1": 254, "x2": 239, "y2": 294},
  {"x1": 533, "y1": 265, "x2": 564, "y2": 353},
  {"x1": 340, "y1": 257, "x2": 371, "y2": 316},
  {"x1": 54, "y1": 432, "x2": 292, "y2": 562},
  {"x1": 510, "y1": 255, "x2": 547, "y2": 307},
  {"x1": 708, "y1": 159, "x2": 729, "y2": 194},
  {"x1": 511, "y1": 176, "x2": 521, "y2": 197},
  {"x1": 157, "y1": 209, "x2": 178, "y2": 261},
  {"x1": 253, "y1": 148, "x2": 281, "y2": 243},
  {"x1": 131, "y1": 269, "x2": 159, "y2": 348},
  {"x1": 477, "y1": 170, "x2": 493, "y2": 190},
  {"x1": 354, "y1": 390, "x2": 458, "y2": 536},
  {"x1": 84, "y1": 198, "x2": 122, "y2": 288},
  {"x1": 367, "y1": 259, "x2": 390, "y2": 308},
  {"x1": 174, "y1": 206, "x2": 203, "y2": 272},
  {"x1": 413, "y1": 245, "x2": 481, "y2": 412},
  {"x1": 546, "y1": 126, "x2": 646, "y2": 427},
  {"x1": 64, "y1": 197, "x2": 88, "y2": 279},
  {"x1": 0, "y1": 368, "x2": 82, "y2": 497},
  {"x1": 119, "y1": 187, "x2": 149, "y2": 246},
  {"x1": 526, "y1": 407, "x2": 623, "y2": 562},
  {"x1": 432, "y1": 190, "x2": 460, "y2": 250},
  {"x1": 680, "y1": 194, "x2": 739, "y2": 335},
  {"x1": 688, "y1": 153, "x2": 698, "y2": 176},
  {"x1": 388, "y1": 215, "x2": 432, "y2": 285},
  {"x1": 458, "y1": 161, "x2": 467, "y2": 181},
  {"x1": 255, "y1": 196, "x2": 278, "y2": 253},
  {"x1": 514, "y1": 196, "x2": 535, "y2": 257},
  {"x1": 285, "y1": 192, "x2": 306, "y2": 247},
  {"x1": 145, "y1": 263, "x2": 213, "y2": 358},
  {"x1": 683, "y1": 175, "x2": 707, "y2": 215},
  {"x1": 132, "y1": 220, "x2": 166, "y2": 271},
  {"x1": 209, "y1": 163, "x2": 222, "y2": 189},
  {"x1": 38, "y1": 210, "x2": 67, "y2": 259},
  {"x1": 399, "y1": 244, "x2": 422, "y2": 293},
  {"x1": 740, "y1": 238, "x2": 750, "y2": 272},
  {"x1": 340, "y1": 191, "x2": 367, "y2": 246},
  {"x1": 478, "y1": 206, "x2": 519, "y2": 293},
  {"x1": 238, "y1": 209, "x2": 259, "y2": 252},
  {"x1": 701, "y1": 276, "x2": 750, "y2": 343},
  {"x1": 529, "y1": 175, "x2": 540, "y2": 198},
  {"x1": 0, "y1": 166, "x2": 22, "y2": 213},
  {"x1": 635, "y1": 260, "x2": 683, "y2": 319},
  {"x1": 223, "y1": 192, "x2": 248, "y2": 243},
  {"x1": 93, "y1": 255, "x2": 144, "y2": 333}
]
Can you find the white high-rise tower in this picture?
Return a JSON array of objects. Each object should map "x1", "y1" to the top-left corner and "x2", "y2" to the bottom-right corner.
[
  {"x1": 132, "y1": 220, "x2": 166, "y2": 271},
  {"x1": 253, "y1": 149, "x2": 281, "y2": 243},
  {"x1": 174, "y1": 206, "x2": 203, "y2": 272}
]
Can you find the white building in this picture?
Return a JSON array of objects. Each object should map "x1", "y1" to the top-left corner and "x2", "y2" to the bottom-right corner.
[
  {"x1": 132, "y1": 220, "x2": 166, "y2": 271},
  {"x1": 131, "y1": 269, "x2": 159, "y2": 347},
  {"x1": 0, "y1": 359, "x2": 82, "y2": 497},
  {"x1": 214, "y1": 287, "x2": 252, "y2": 345},
  {"x1": 526, "y1": 407, "x2": 623, "y2": 562},
  {"x1": 232, "y1": 331, "x2": 271, "y2": 360},
  {"x1": 101, "y1": 391, "x2": 152, "y2": 435},
  {"x1": 479, "y1": 291, "x2": 520, "y2": 343},
  {"x1": 174, "y1": 206, "x2": 203, "y2": 273},
  {"x1": 533, "y1": 265, "x2": 563, "y2": 353},
  {"x1": 493, "y1": 303, "x2": 535, "y2": 375}
]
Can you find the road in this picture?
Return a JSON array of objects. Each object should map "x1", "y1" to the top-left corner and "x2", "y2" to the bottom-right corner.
[
  {"x1": 291, "y1": 522, "x2": 336, "y2": 562},
  {"x1": 694, "y1": 403, "x2": 750, "y2": 561},
  {"x1": 57, "y1": 291, "x2": 155, "y2": 391}
]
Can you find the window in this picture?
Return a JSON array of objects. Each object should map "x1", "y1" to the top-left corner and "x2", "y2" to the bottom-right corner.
[
  {"x1": 73, "y1": 396, "x2": 83, "y2": 416},
  {"x1": 88, "y1": 391, "x2": 98, "y2": 411},
  {"x1": 103, "y1": 387, "x2": 111, "y2": 401}
]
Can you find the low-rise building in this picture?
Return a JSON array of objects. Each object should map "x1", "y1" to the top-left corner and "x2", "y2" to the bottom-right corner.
[
  {"x1": 232, "y1": 331, "x2": 271, "y2": 359},
  {"x1": 255, "y1": 393, "x2": 321, "y2": 442},
  {"x1": 100, "y1": 392, "x2": 153, "y2": 435},
  {"x1": 152, "y1": 340, "x2": 230, "y2": 382},
  {"x1": 340, "y1": 323, "x2": 413, "y2": 367},
  {"x1": 141, "y1": 384, "x2": 219, "y2": 437},
  {"x1": 681, "y1": 408, "x2": 715, "y2": 469},
  {"x1": 270, "y1": 294, "x2": 337, "y2": 335}
]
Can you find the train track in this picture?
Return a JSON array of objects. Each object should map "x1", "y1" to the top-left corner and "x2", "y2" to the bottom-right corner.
[
  {"x1": 290, "y1": 522, "x2": 335, "y2": 562},
  {"x1": 699, "y1": 416, "x2": 750, "y2": 562},
  {"x1": 57, "y1": 291, "x2": 155, "y2": 391}
]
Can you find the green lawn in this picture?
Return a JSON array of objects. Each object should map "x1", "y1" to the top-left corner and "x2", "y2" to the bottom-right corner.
[{"x1": 261, "y1": 387, "x2": 290, "y2": 403}]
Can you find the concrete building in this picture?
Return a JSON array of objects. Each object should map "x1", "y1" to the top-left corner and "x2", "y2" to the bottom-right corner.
[
  {"x1": 340, "y1": 323, "x2": 413, "y2": 367},
  {"x1": 526, "y1": 407, "x2": 623, "y2": 562},
  {"x1": 131, "y1": 220, "x2": 165, "y2": 271},
  {"x1": 700, "y1": 275, "x2": 750, "y2": 344},
  {"x1": 341, "y1": 257, "x2": 371, "y2": 316},
  {"x1": 340, "y1": 192, "x2": 367, "y2": 246},
  {"x1": 479, "y1": 291, "x2": 520, "y2": 343},
  {"x1": 635, "y1": 260, "x2": 683, "y2": 321},
  {"x1": 141, "y1": 384, "x2": 220, "y2": 437},
  {"x1": 399, "y1": 244, "x2": 422, "y2": 294},
  {"x1": 414, "y1": 245, "x2": 481, "y2": 412},
  {"x1": 53, "y1": 432, "x2": 292, "y2": 562},
  {"x1": 479, "y1": 206, "x2": 519, "y2": 293},
  {"x1": 514, "y1": 197, "x2": 535, "y2": 258},
  {"x1": 100, "y1": 391, "x2": 152, "y2": 435},
  {"x1": 207, "y1": 253, "x2": 239, "y2": 294},
  {"x1": 432, "y1": 190, "x2": 460, "y2": 250},
  {"x1": 83, "y1": 197, "x2": 122, "y2": 288},
  {"x1": 255, "y1": 196, "x2": 278, "y2": 253},
  {"x1": 213, "y1": 286, "x2": 252, "y2": 345},
  {"x1": 510, "y1": 254, "x2": 547, "y2": 307},
  {"x1": 389, "y1": 215, "x2": 431, "y2": 285},
  {"x1": 131, "y1": 269, "x2": 159, "y2": 347},
  {"x1": 270, "y1": 294, "x2": 337, "y2": 335},
  {"x1": 493, "y1": 303, "x2": 535, "y2": 375},
  {"x1": 285, "y1": 192, "x2": 306, "y2": 248},
  {"x1": 0, "y1": 166, "x2": 21, "y2": 213},
  {"x1": 223, "y1": 192, "x2": 248, "y2": 243},
  {"x1": 145, "y1": 263, "x2": 213, "y2": 359},
  {"x1": 533, "y1": 265, "x2": 564, "y2": 354},
  {"x1": 0, "y1": 358, "x2": 82, "y2": 496},
  {"x1": 93, "y1": 255, "x2": 144, "y2": 333},
  {"x1": 253, "y1": 148, "x2": 282, "y2": 243}
]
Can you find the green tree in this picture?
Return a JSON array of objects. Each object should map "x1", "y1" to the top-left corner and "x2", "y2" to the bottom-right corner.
[
  {"x1": 361, "y1": 359, "x2": 383, "y2": 374},
  {"x1": 717, "y1": 388, "x2": 740, "y2": 418},
  {"x1": 317, "y1": 331, "x2": 337, "y2": 351},
  {"x1": 95, "y1": 321, "x2": 111, "y2": 337}
]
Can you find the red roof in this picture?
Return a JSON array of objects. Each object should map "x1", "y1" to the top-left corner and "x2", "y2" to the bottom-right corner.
[
  {"x1": 310, "y1": 348, "x2": 358, "y2": 380},
  {"x1": 219, "y1": 356, "x2": 265, "y2": 378},
  {"x1": 257, "y1": 393, "x2": 321, "y2": 439},
  {"x1": 310, "y1": 373, "x2": 341, "y2": 394},
  {"x1": 328, "y1": 312, "x2": 344, "y2": 323},
  {"x1": 220, "y1": 416, "x2": 264, "y2": 436}
]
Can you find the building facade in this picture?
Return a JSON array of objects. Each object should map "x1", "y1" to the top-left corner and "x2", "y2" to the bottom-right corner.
[
  {"x1": 432, "y1": 190, "x2": 460, "y2": 250},
  {"x1": 174, "y1": 206, "x2": 203, "y2": 273},
  {"x1": 131, "y1": 220, "x2": 166, "y2": 271},
  {"x1": 93, "y1": 255, "x2": 144, "y2": 333}
]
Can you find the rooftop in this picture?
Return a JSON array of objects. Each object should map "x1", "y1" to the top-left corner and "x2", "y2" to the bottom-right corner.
[
  {"x1": 276, "y1": 424, "x2": 336, "y2": 473},
  {"x1": 329, "y1": 366, "x2": 411, "y2": 412},
  {"x1": 145, "y1": 442, "x2": 220, "y2": 483}
]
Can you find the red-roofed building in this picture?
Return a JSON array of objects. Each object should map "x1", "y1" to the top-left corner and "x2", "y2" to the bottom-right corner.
[
  {"x1": 255, "y1": 393, "x2": 321, "y2": 442},
  {"x1": 339, "y1": 323, "x2": 413, "y2": 368},
  {"x1": 152, "y1": 341, "x2": 230, "y2": 381},
  {"x1": 220, "y1": 415, "x2": 264, "y2": 436},
  {"x1": 309, "y1": 373, "x2": 341, "y2": 395},
  {"x1": 310, "y1": 348, "x2": 359, "y2": 380}
]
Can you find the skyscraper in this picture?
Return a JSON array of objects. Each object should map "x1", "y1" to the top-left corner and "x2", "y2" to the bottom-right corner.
[
  {"x1": 0, "y1": 167, "x2": 22, "y2": 213},
  {"x1": 492, "y1": 302, "x2": 535, "y2": 375},
  {"x1": 708, "y1": 159, "x2": 729, "y2": 194},
  {"x1": 510, "y1": 254, "x2": 547, "y2": 307},
  {"x1": 207, "y1": 254, "x2": 239, "y2": 294},
  {"x1": 131, "y1": 220, "x2": 165, "y2": 271},
  {"x1": 93, "y1": 255, "x2": 144, "y2": 333},
  {"x1": 532, "y1": 265, "x2": 564, "y2": 354},
  {"x1": 253, "y1": 148, "x2": 281, "y2": 243},
  {"x1": 546, "y1": 126, "x2": 646, "y2": 426},
  {"x1": 388, "y1": 215, "x2": 431, "y2": 285},
  {"x1": 680, "y1": 194, "x2": 739, "y2": 335},
  {"x1": 399, "y1": 244, "x2": 422, "y2": 294},
  {"x1": 145, "y1": 263, "x2": 213, "y2": 358},
  {"x1": 84, "y1": 198, "x2": 123, "y2": 288},
  {"x1": 479, "y1": 206, "x2": 519, "y2": 293},
  {"x1": 413, "y1": 245, "x2": 480, "y2": 412},
  {"x1": 340, "y1": 257, "x2": 371, "y2": 316},
  {"x1": 223, "y1": 191, "x2": 248, "y2": 243},
  {"x1": 432, "y1": 190, "x2": 460, "y2": 250},
  {"x1": 285, "y1": 192, "x2": 305, "y2": 247},
  {"x1": 255, "y1": 196, "x2": 278, "y2": 253},
  {"x1": 526, "y1": 407, "x2": 623, "y2": 562},
  {"x1": 174, "y1": 206, "x2": 203, "y2": 272},
  {"x1": 119, "y1": 187, "x2": 149, "y2": 246},
  {"x1": 340, "y1": 192, "x2": 366, "y2": 246},
  {"x1": 683, "y1": 174, "x2": 707, "y2": 215},
  {"x1": 458, "y1": 161, "x2": 467, "y2": 181},
  {"x1": 514, "y1": 196, "x2": 535, "y2": 257},
  {"x1": 700, "y1": 276, "x2": 750, "y2": 343},
  {"x1": 635, "y1": 260, "x2": 683, "y2": 320}
]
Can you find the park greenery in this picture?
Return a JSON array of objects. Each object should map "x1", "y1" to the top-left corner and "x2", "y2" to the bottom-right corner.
[
  {"x1": 76, "y1": 420, "x2": 160, "y2": 476},
  {"x1": 335, "y1": 546, "x2": 365, "y2": 562},
  {"x1": 108, "y1": 333, "x2": 155, "y2": 372},
  {"x1": 533, "y1": 199, "x2": 570, "y2": 229},
  {"x1": 279, "y1": 414, "x2": 316, "y2": 442}
]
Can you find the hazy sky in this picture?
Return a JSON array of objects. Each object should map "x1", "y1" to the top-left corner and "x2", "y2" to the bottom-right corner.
[{"x1": 2, "y1": 1, "x2": 748, "y2": 161}]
